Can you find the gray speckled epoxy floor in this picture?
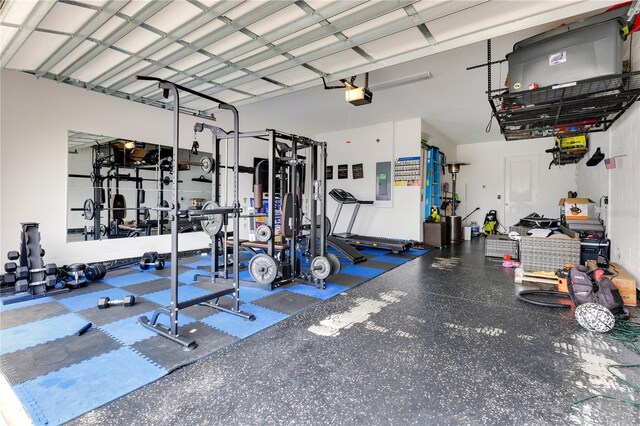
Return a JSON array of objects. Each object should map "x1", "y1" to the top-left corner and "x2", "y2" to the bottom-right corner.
[{"x1": 71, "y1": 240, "x2": 639, "y2": 425}]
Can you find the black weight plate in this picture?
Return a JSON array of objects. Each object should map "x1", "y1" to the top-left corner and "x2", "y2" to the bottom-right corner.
[
  {"x1": 154, "y1": 258, "x2": 165, "y2": 270},
  {"x1": 84, "y1": 265, "x2": 100, "y2": 282},
  {"x1": 84, "y1": 199, "x2": 95, "y2": 220},
  {"x1": 98, "y1": 264, "x2": 107, "y2": 279}
]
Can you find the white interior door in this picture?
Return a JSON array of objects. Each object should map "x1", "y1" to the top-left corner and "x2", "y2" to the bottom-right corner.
[{"x1": 505, "y1": 155, "x2": 538, "y2": 227}]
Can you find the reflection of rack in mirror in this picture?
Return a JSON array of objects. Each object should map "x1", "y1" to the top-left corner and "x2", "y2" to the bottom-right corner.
[{"x1": 66, "y1": 130, "x2": 215, "y2": 242}]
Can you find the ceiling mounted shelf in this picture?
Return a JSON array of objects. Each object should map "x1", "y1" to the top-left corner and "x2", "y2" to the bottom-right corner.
[{"x1": 489, "y1": 71, "x2": 640, "y2": 141}]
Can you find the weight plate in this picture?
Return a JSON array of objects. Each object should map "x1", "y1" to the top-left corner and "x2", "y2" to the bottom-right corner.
[
  {"x1": 311, "y1": 256, "x2": 331, "y2": 280},
  {"x1": 201, "y1": 201, "x2": 223, "y2": 236},
  {"x1": 201, "y1": 156, "x2": 214, "y2": 174},
  {"x1": 90, "y1": 171, "x2": 96, "y2": 183},
  {"x1": 160, "y1": 200, "x2": 169, "y2": 219},
  {"x1": 316, "y1": 215, "x2": 331, "y2": 237},
  {"x1": 326, "y1": 253, "x2": 341, "y2": 276},
  {"x1": 256, "y1": 225, "x2": 272, "y2": 242},
  {"x1": 248, "y1": 253, "x2": 278, "y2": 285},
  {"x1": 84, "y1": 199, "x2": 95, "y2": 220}
]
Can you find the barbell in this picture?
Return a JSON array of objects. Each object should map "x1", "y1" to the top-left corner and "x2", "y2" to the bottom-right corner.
[
  {"x1": 160, "y1": 157, "x2": 215, "y2": 174},
  {"x1": 80, "y1": 199, "x2": 151, "y2": 221}
]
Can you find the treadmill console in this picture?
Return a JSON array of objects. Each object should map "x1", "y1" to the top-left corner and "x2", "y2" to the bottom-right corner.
[{"x1": 329, "y1": 188, "x2": 358, "y2": 203}]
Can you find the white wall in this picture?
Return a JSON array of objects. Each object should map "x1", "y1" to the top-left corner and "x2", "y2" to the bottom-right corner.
[
  {"x1": 576, "y1": 132, "x2": 610, "y2": 219},
  {"x1": 317, "y1": 118, "x2": 456, "y2": 241},
  {"x1": 456, "y1": 138, "x2": 578, "y2": 229},
  {"x1": 0, "y1": 70, "x2": 293, "y2": 264},
  {"x1": 607, "y1": 102, "x2": 639, "y2": 288}
]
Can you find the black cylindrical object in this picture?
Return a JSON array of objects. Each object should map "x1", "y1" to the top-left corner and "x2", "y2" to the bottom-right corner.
[{"x1": 446, "y1": 215, "x2": 462, "y2": 244}]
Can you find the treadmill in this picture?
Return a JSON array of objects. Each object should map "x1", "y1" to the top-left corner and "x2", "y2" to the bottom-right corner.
[{"x1": 329, "y1": 189, "x2": 412, "y2": 253}]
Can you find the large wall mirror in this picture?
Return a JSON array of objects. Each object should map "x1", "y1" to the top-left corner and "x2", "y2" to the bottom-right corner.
[{"x1": 67, "y1": 131, "x2": 215, "y2": 242}]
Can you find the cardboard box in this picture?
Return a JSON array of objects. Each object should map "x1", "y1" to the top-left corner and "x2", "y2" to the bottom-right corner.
[
  {"x1": 559, "y1": 197, "x2": 594, "y2": 221},
  {"x1": 587, "y1": 260, "x2": 637, "y2": 307}
]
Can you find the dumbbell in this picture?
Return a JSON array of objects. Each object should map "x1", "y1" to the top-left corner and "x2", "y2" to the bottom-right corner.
[
  {"x1": 85, "y1": 263, "x2": 107, "y2": 282},
  {"x1": 15, "y1": 266, "x2": 29, "y2": 280},
  {"x1": 3, "y1": 273, "x2": 16, "y2": 286},
  {"x1": 7, "y1": 251, "x2": 19, "y2": 261},
  {"x1": 139, "y1": 251, "x2": 164, "y2": 271},
  {"x1": 97, "y1": 295, "x2": 135, "y2": 309},
  {"x1": 29, "y1": 263, "x2": 58, "y2": 275},
  {"x1": 4, "y1": 262, "x2": 17, "y2": 273},
  {"x1": 15, "y1": 276, "x2": 57, "y2": 293}
]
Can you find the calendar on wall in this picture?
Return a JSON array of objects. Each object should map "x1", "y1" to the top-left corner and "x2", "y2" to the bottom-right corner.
[{"x1": 394, "y1": 156, "x2": 421, "y2": 186}]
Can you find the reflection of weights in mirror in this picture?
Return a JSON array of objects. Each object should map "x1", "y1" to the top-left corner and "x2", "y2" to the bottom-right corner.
[
  {"x1": 97, "y1": 295, "x2": 136, "y2": 309},
  {"x1": 161, "y1": 157, "x2": 215, "y2": 174},
  {"x1": 256, "y1": 225, "x2": 272, "y2": 242},
  {"x1": 84, "y1": 198, "x2": 95, "y2": 220},
  {"x1": 248, "y1": 253, "x2": 278, "y2": 285}
]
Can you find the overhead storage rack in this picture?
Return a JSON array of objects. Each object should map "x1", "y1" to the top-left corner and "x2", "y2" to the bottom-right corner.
[{"x1": 489, "y1": 71, "x2": 640, "y2": 141}]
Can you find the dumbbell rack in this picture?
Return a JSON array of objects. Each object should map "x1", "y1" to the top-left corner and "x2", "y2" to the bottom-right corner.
[{"x1": 2, "y1": 223, "x2": 68, "y2": 305}]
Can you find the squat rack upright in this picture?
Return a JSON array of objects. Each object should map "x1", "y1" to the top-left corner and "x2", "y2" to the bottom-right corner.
[{"x1": 136, "y1": 76, "x2": 254, "y2": 350}]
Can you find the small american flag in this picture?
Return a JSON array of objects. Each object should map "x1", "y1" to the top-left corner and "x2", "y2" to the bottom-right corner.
[{"x1": 604, "y1": 157, "x2": 616, "y2": 169}]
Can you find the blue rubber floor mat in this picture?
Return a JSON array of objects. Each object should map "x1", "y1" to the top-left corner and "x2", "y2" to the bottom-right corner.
[
  {"x1": 358, "y1": 247, "x2": 392, "y2": 256},
  {"x1": 340, "y1": 264, "x2": 385, "y2": 279},
  {"x1": 57, "y1": 287, "x2": 134, "y2": 312},
  {"x1": 201, "y1": 304, "x2": 288, "y2": 339},
  {"x1": 0, "y1": 247, "x2": 428, "y2": 424},
  {"x1": 0, "y1": 296, "x2": 53, "y2": 311},
  {"x1": 369, "y1": 255, "x2": 412, "y2": 265},
  {"x1": 101, "y1": 272, "x2": 159, "y2": 288},
  {"x1": 14, "y1": 347, "x2": 165, "y2": 425},
  {"x1": 0, "y1": 312, "x2": 89, "y2": 355},
  {"x1": 183, "y1": 257, "x2": 212, "y2": 269},
  {"x1": 286, "y1": 283, "x2": 349, "y2": 300},
  {"x1": 141, "y1": 285, "x2": 213, "y2": 306}
]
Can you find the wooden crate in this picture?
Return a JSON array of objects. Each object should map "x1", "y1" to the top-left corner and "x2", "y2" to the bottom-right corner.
[
  {"x1": 587, "y1": 261, "x2": 637, "y2": 307},
  {"x1": 515, "y1": 270, "x2": 558, "y2": 286}
]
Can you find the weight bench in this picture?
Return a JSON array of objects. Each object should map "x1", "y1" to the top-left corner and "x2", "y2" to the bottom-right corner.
[
  {"x1": 225, "y1": 239, "x2": 291, "y2": 253},
  {"x1": 241, "y1": 241, "x2": 291, "y2": 251}
]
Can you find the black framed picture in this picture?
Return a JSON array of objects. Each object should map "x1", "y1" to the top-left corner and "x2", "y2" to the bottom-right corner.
[
  {"x1": 326, "y1": 165, "x2": 333, "y2": 180},
  {"x1": 352, "y1": 163, "x2": 363, "y2": 179},
  {"x1": 338, "y1": 164, "x2": 348, "y2": 179}
]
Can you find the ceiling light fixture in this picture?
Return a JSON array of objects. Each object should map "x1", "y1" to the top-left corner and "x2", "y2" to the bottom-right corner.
[{"x1": 370, "y1": 71, "x2": 433, "y2": 91}]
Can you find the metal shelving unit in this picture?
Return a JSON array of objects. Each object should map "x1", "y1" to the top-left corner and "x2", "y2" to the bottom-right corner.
[
  {"x1": 424, "y1": 147, "x2": 445, "y2": 219},
  {"x1": 489, "y1": 71, "x2": 640, "y2": 141}
]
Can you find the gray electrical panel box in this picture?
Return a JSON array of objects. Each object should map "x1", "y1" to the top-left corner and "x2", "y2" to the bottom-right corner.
[{"x1": 376, "y1": 161, "x2": 391, "y2": 201}]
